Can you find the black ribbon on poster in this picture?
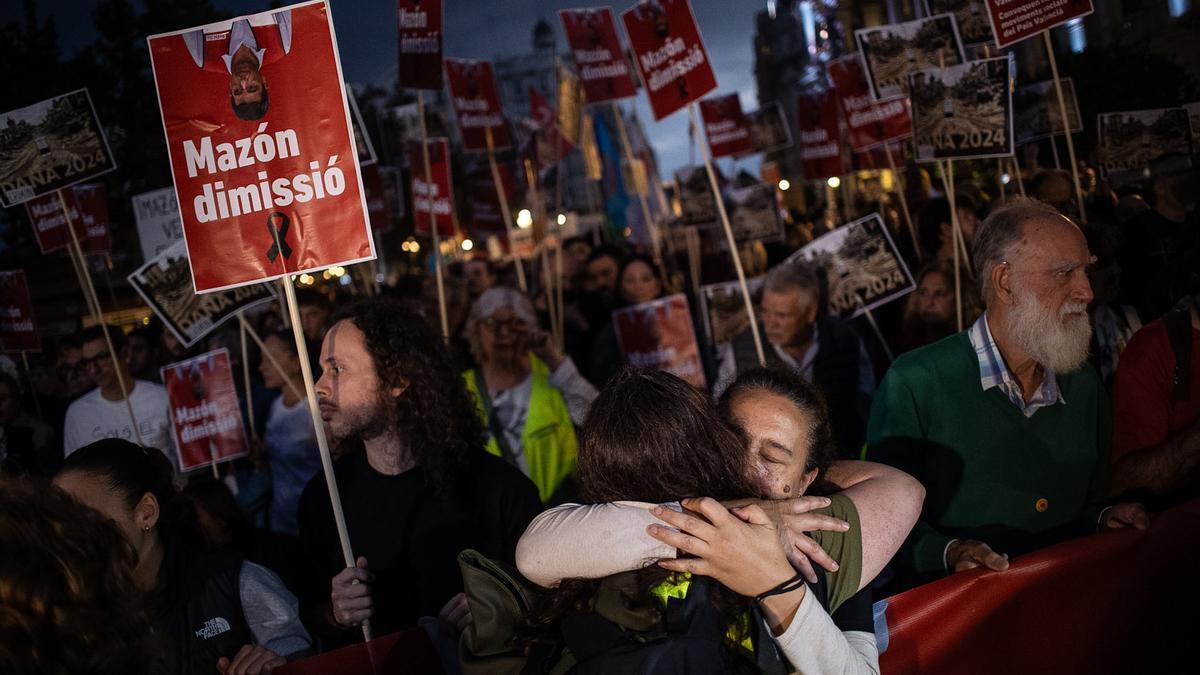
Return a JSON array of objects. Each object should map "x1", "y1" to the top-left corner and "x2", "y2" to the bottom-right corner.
[{"x1": 266, "y1": 211, "x2": 293, "y2": 262}]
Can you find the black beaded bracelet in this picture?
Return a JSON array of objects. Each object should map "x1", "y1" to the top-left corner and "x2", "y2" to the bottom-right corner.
[{"x1": 755, "y1": 572, "x2": 807, "y2": 602}]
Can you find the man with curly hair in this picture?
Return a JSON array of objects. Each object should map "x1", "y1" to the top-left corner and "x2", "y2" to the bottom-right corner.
[{"x1": 295, "y1": 298, "x2": 541, "y2": 648}]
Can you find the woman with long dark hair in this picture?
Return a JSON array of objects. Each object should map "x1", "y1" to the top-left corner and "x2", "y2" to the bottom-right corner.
[
  {"x1": 518, "y1": 368, "x2": 924, "y2": 673},
  {"x1": 54, "y1": 439, "x2": 311, "y2": 675}
]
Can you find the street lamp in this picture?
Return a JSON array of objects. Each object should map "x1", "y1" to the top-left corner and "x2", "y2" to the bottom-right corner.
[
  {"x1": 778, "y1": 179, "x2": 791, "y2": 191},
  {"x1": 516, "y1": 209, "x2": 533, "y2": 229}
]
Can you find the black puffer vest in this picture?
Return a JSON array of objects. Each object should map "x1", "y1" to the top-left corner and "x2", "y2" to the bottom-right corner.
[{"x1": 155, "y1": 542, "x2": 253, "y2": 675}]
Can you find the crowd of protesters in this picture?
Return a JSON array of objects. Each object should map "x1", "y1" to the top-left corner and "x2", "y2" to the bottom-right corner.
[{"x1": 1, "y1": 154, "x2": 1197, "y2": 674}]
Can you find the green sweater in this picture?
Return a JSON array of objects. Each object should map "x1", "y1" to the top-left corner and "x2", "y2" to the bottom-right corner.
[{"x1": 867, "y1": 332, "x2": 1110, "y2": 584}]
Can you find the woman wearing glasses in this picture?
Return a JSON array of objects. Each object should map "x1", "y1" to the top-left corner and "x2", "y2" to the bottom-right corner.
[{"x1": 463, "y1": 287, "x2": 597, "y2": 503}]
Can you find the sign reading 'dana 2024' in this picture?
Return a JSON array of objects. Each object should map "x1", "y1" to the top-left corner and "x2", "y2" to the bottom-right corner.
[
  {"x1": 146, "y1": 0, "x2": 375, "y2": 294},
  {"x1": 0, "y1": 89, "x2": 116, "y2": 208}
]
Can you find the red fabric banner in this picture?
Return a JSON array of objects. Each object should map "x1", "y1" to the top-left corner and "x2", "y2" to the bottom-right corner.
[
  {"x1": 24, "y1": 183, "x2": 110, "y2": 254},
  {"x1": 162, "y1": 348, "x2": 249, "y2": 472},
  {"x1": 797, "y1": 91, "x2": 844, "y2": 180},
  {"x1": 275, "y1": 628, "x2": 442, "y2": 675},
  {"x1": 621, "y1": 0, "x2": 717, "y2": 121},
  {"x1": 699, "y1": 93, "x2": 753, "y2": 158},
  {"x1": 985, "y1": 0, "x2": 1093, "y2": 49},
  {"x1": 0, "y1": 270, "x2": 40, "y2": 352},
  {"x1": 445, "y1": 58, "x2": 512, "y2": 152},
  {"x1": 828, "y1": 55, "x2": 913, "y2": 153},
  {"x1": 558, "y1": 7, "x2": 637, "y2": 103},
  {"x1": 396, "y1": 0, "x2": 443, "y2": 90},
  {"x1": 409, "y1": 137, "x2": 456, "y2": 237},
  {"x1": 147, "y1": 0, "x2": 374, "y2": 294},
  {"x1": 880, "y1": 498, "x2": 1200, "y2": 674}
]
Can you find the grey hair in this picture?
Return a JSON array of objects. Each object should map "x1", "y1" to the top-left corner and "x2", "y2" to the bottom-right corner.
[
  {"x1": 972, "y1": 197, "x2": 1065, "y2": 305},
  {"x1": 764, "y1": 260, "x2": 820, "y2": 300},
  {"x1": 465, "y1": 286, "x2": 538, "y2": 361}
]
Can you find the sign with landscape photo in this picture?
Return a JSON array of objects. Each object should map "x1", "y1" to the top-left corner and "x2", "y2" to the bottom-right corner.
[{"x1": 910, "y1": 55, "x2": 1014, "y2": 161}]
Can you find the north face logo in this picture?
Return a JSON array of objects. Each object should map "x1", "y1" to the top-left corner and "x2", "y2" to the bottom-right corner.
[{"x1": 195, "y1": 617, "x2": 232, "y2": 640}]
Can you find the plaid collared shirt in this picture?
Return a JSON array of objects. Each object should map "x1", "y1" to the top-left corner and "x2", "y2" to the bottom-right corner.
[{"x1": 968, "y1": 314, "x2": 1064, "y2": 418}]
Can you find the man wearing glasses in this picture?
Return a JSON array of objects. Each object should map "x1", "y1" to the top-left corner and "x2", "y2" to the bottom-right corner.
[{"x1": 62, "y1": 326, "x2": 174, "y2": 468}]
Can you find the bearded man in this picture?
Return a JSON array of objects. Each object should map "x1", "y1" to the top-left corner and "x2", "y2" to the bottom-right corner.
[
  {"x1": 295, "y1": 298, "x2": 540, "y2": 648},
  {"x1": 867, "y1": 198, "x2": 1147, "y2": 590}
]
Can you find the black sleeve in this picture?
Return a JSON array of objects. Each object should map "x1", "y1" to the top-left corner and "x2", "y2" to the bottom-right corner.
[
  {"x1": 465, "y1": 453, "x2": 543, "y2": 564},
  {"x1": 295, "y1": 475, "x2": 339, "y2": 636},
  {"x1": 830, "y1": 586, "x2": 874, "y2": 635}
]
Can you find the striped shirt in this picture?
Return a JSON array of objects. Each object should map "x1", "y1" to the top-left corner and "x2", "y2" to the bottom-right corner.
[{"x1": 968, "y1": 314, "x2": 1064, "y2": 418}]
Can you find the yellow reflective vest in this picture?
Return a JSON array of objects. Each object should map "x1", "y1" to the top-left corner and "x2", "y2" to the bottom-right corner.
[{"x1": 463, "y1": 355, "x2": 577, "y2": 502}]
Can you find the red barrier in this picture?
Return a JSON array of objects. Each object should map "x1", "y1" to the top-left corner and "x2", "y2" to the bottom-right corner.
[
  {"x1": 275, "y1": 628, "x2": 442, "y2": 675},
  {"x1": 879, "y1": 498, "x2": 1200, "y2": 674}
]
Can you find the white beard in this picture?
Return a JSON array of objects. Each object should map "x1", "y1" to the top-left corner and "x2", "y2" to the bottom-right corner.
[{"x1": 1005, "y1": 290, "x2": 1092, "y2": 373}]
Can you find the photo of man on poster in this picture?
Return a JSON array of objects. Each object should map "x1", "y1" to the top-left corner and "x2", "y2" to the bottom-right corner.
[{"x1": 181, "y1": 10, "x2": 293, "y2": 120}]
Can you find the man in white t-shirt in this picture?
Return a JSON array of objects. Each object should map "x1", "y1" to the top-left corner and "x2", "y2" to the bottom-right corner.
[{"x1": 63, "y1": 326, "x2": 176, "y2": 468}]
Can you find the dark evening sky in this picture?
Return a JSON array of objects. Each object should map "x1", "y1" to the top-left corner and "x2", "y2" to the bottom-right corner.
[{"x1": 7, "y1": 0, "x2": 768, "y2": 178}]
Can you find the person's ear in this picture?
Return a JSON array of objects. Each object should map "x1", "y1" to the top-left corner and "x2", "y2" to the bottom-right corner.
[
  {"x1": 797, "y1": 468, "x2": 819, "y2": 495},
  {"x1": 390, "y1": 379, "x2": 409, "y2": 399},
  {"x1": 134, "y1": 492, "x2": 160, "y2": 533},
  {"x1": 992, "y1": 262, "x2": 1015, "y2": 306}
]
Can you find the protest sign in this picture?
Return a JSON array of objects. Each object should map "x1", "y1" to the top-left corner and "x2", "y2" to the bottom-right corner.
[
  {"x1": 559, "y1": 7, "x2": 637, "y2": 103},
  {"x1": 621, "y1": 0, "x2": 718, "y2": 120},
  {"x1": 728, "y1": 183, "x2": 783, "y2": 244},
  {"x1": 132, "y1": 188, "x2": 185, "y2": 261},
  {"x1": 699, "y1": 94, "x2": 753, "y2": 158},
  {"x1": 856, "y1": 15, "x2": 965, "y2": 100},
  {"x1": 397, "y1": 0, "x2": 443, "y2": 90},
  {"x1": 147, "y1": 0, "x2": 375, "y2": 294},
  {"x1": 1186, "y1": 103, "x2": 1200, "y2": 160},
  {"x1": 797, "y1": 91, "x2": 844, "y2": 180},
  {"x1": 674, "y1": 165, "x2": 717, "y2": 226},
  {"x1": 783, "y1": 213, "x2": 916, "y2": 319},
  {"x1": 1097, "y1": 108, "x2": 1194, "y2": 183},
  {"x1": 347, "y1": 91, "x2": 377, "y2": 166},
  {"x1": 924, "y1": 0, "x2": 993, "y2": 46},
  {"x1": 910, "y1": 55, "x2": 1014, "y2": 161},
  {"x1": 360, "y1": 163, "x2": 390, "y2": 232},
  {"x1": 409, "y1": 137, "x2": 456, "y2": 237},
  {"x1": 741, "y1": 102, "x2": 793, "y2": 156},
  {"x1": 828, "y1": 54, "x2": 913, "y2": 152},
  {"x1": 700, "y1": 276, "x2": 764, "y2": 348},
  {"x1": 24, "y1": 183, "x2": 111, "y2": 254},
  {"x1": 985, "y1": 0, "x2": 1093, "y2": 49},
  {"x1": 445, "y1": 58, "x2": 512, "y2": 152},
  {"x1": 0, "y1": 271, "x2": 40, "y2": 352},
  {"x1": 612, "y1": 293, "x2": 706, "y2": 389},
  {"x1": 129, "y1": 240, "x2": 277, "y2": 348},
  {"x1": 0, "y1": 89, "x2": 116, "y2": 207},
  {"x1": 1014, "y1": 77, "x2": 1082, "y2": 145},
  {"x1": 162, "y1": 349, "x2": 249, "y2": 472}
]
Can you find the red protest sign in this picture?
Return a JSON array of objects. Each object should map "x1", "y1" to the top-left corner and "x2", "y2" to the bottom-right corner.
[
  {"x1": 147, "y1": 1, "x2": 375, "y2": 294},
  {"x1": 360, "y1": 163, "x2": 390, "y2": 232},
  {"x1": 613, "y1": 293, "x2": 706, "y2": 389},
  {"x1": 162, "y1": 349, "x2": 249, "y2": 472},
  {"x1": 445, "y1": 58, "x2": 512, "y2": 152},
  {"x1": 0, "y1": 271, "x2": 40, "y2": 352},
  {"x1": 558, "y1": 7, "x2": 638, "y2": 103},
  {"x1": 699, "y1": 93, "x2": 753, "y2": 158},
  {"x1": 397, "y1": 0, "x2": 443, "y2": 90},
  {"x1": 797, "y1": 91, "x2": 844, "y2": 180},
  {"x1": 24, "y1": 184, "x2": 111, "y2": 254},
  {"x1": 621, "y1": 0, "x2": 717, "y2": 121},
  {"x1": 986, "y1": 0, "x2": 1093, "y2": 49},
  {"x1": 829, "y1": 55, "x2": 913, "y2": 152},
  {"x1": 409, "y1": 137, "x2": 456, "y2": 237}
]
